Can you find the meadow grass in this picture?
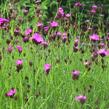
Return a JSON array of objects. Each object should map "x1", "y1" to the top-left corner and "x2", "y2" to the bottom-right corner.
[{"x1": 0, "y1": 0, "x2": 109, "y2": 109}]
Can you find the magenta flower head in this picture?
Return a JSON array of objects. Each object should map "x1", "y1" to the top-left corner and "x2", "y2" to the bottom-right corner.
[
  {"x1": 74, "y1": 38, "x2": 79, "y2": 47},
  {"x1": 5, "y1": 88, "x2": 16, "y2": 97},
  {"x1": 22, "y1": 7, "x2": 29, "y2": 15},
  {"x1": 7, "y1": 45, "x2": 13, "y2": 53},
  {"x1": 32, "y1": 33, "x2": 44, "y2": 44},
  {"x1": 56, "y1": 32, "x2": 62, "y2": 39},
  {"x1": 44, "y1": 26, "x2": 49, "y2": 33},
  {"x1": 90, "y1": 9, "x2": 97, "y2": 14},
  {"x1": 57, "y1": 31, "x2": 62, "y2": 36},
  {"x1": 74, "y1": 2, "x2": 84, "y2": 7},
  {"x1": 97, "y1": 49, "x2": 109, "y2": 57},
  {"x1": 16, "y1": 45, "x2": 22, "y2": 53},
  {"x1": 72, "y1": 70, "x2": 80, "y2": 80},
  {"x1": 99, "y1": 42, "x2": 105, "y2": 48},
  {"x1": 16, "y1": 59, "x2": 23, "y2": 72},
  {"x1": 0, "y1": 18, "x2": 9, "y2": 25},
  {"x1": 65, "y1": 13, "x2": 71, "y2": 19},
  {"x1": 50, "y1": 21, "x2": 59, "y2": 28},
  {"x1": 14, "y1": 27, "x2": 21, "y2": 36},
  {"x1": 62, "y1": 32, "x2": 67, "y2": 42},
  {"x1": 40, "y1": 41, "x2": 48, "y2": 48},
  {"x1": 37, "y1": 22, "x2": 43, "y2": 30},
  {"x1": 92, "y1": 5, "x2": 97, "y2": 10},
  {"x1": 23, "y1": 36, "x2": 29, "y2": 42},
  {"x1": 90, "y1": 5, "x2": 97, "y2": 14},
  {"x1": 25, "y1": 28, "x2": 32, "y2": 36},
  {"x1": 16, "y1": 59, "x2": 23, "y2": 65},
  {"x1": 75, "y1": 95, "x2": 87, "y2": 104},
  {"x1": 89, "y1": 34, "x2": 100, "y2": 41},
  {"x1": 73, "y1": 37, "x2": 79, "y2": 52},
  {"x1": 56, "y1": 7, "x2": 64, "y2": 18},
  {"x1": 44, "y1": 64, "x2": 51, "y2": 75}
]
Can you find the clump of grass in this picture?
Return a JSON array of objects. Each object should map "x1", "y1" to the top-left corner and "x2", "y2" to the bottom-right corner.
[{"x1": 0, "y1": 1, "x2": 109, "y2": 109}]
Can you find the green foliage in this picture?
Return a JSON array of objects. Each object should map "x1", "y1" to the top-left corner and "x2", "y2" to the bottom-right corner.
[{"x1": 0, "y1": 0, "x2": 109, "y2": 109}]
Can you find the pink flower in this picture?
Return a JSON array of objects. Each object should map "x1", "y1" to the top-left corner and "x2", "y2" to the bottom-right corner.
[
  {"x1": 44, "y1": 26, "x2": 49, "y2": 33},
  {"x1": 32, "y1": 33, "x2": 44, "y2": 44},
  {"x1": 92, "y1": 5, "x2": 97, "y2": 10},
  {"x1": 106, "y1": 50, "x2": 109, "y2": 56},
  {"x1": 56, "y1": 32, "x2": 62, "y2": 36},
  {"x1": 0, "y1": 18, "x2": 9, "y2": 25},
  {"x1": 25, "y1": 28, "x2": 32, "y2": 35},
  {"x1": 56, "y1": 7, "x2": 64, "y2": 18},
  {"x1": 16, "y1": 45, "x2": 22, "y2": 53},
  {"x1": 40, "y1": 41, "x2": 48, "y2": 48},
  {"x1": 74, "y1": 2, "x2": 84, "y2": 7},
  {"x1": 7, "y1": 45, "x2": 13, "y2": 53},
  {"x1": 22, "y1": 8, "x2": 29, "y2": 15},
  {"x1": 37, "y1": 22, "x2": 43, "y2": 30},
  {"x1": 89, "y1": 34, "x2": 100, "y2": 41},
  {"x1": 44, "y1": 64, "x2": 51, "y2": 74},
  {"x1": 14, "y1": 27, "x2": 20, "y2": 36},
  {"x1": 16, "y1": 59, "x2": 23, "y2": 72},
  {"x1": 90, "y1": 5, "x2": 97, "y2": 14},
  {"x1": 16, "y1": 59, "x2": 23, "y2": 66},
  {"x1": 56, "y1": 32, "x2": 62, "y2": 38},
  {"x1": 99, "y1": 42, "x2": 105, "y2": 48},
  {"x1": 62, "y1": 32, "x2": 67, "y2": 42},
  {"x1": 23, "y1": 36, "x2": 29, "y2": 42},
  {"x1": 72, "y1": 70, "x2": 80, "y2": 80},
  {"x1": 90, "y1": 9, "x2": 97, "y2": 14},
  {"x1": 97, "y1": 49, "x2": 109, "y2": 57},
  {"x1": 74, "y1": 38, "x2": 79, "y2": 47},
  {"x1": 50, "y1": 21, "x2": 59, "y2": 28},
  {"x1": 65, "y1": 13, "x2": 71, "y2": 18},
  {"x1": 75, "y1": 95, "x2": 87, "y2": 104},
  {"x1": 5, "y1": 88, "x2": 16, "y2": 97},
  {"x1": 73, "y1": 37, "x2": 79, "y2": 52}
]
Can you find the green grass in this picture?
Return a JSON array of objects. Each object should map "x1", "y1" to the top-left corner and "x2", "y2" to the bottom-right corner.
[{"x1": 0, "y1": 0, "x2": 109, "y2": 109}]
